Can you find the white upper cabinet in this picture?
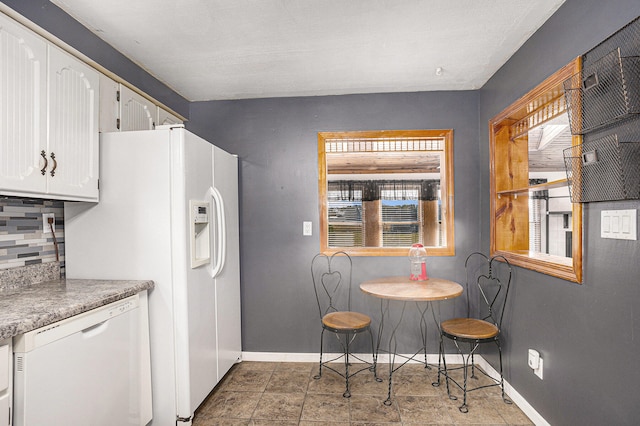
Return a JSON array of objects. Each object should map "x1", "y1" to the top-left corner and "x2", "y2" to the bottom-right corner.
[
  {"x1": 100, "y1": 82, "x2": 184, "y2": 132},
  {"x1": 119, "y1": 85, "x2": 155, "y2": 131},
  {"x1": 99, "y1": 73, "x2": 119, "y2": 132},
  {"x1": 0, "y1": 13, "x2": 99, "y2": 201},
  {"x1": 157, "y1": 107, "x2": 182, "y2": 126},
  {"x1": 0, "y1": 13, "x2": 48, "y2": 195},
  {"x1": 47, "y1": 45, "x2": 99, "y2": 200}
]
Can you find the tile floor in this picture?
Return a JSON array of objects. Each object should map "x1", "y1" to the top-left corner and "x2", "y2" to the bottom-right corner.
[{"x1": 192, "y1": 361, "x2": 534, "y2": 425}]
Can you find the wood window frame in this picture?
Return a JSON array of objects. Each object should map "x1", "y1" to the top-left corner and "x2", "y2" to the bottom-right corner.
[
  {"x1": 318, "y1": 129, "x2": 455, "y2": 257},
  {"x1": 489, "y1": 58, "x2": 583, "y2": 283}
]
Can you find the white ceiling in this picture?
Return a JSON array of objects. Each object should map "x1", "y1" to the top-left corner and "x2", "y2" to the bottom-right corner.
[{"x1": 51, "y1": 0, "x2": 565, "y2": 102}]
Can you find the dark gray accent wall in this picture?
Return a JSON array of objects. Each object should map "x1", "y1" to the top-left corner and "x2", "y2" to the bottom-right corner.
[
  {"x1": 479, "y1": 0, "x2": 640, "y2": 424},
  {"x1": 189, "y1": 1, "x2": 640, "y2": 423},
  {"x1": 0, "y1": 0, "x2": 189, "y2": 118},
  {"x1": 188, "y1": 92, "x2": 480, "y2": 354}
]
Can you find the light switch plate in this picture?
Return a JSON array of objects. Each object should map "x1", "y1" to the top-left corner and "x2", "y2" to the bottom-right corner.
[
  {"x1": 303, "y1": 221, "x2": 312, "y2": 236},
  {"x1": 601, "y1": 209, "x2": 637, "y2": 240}
]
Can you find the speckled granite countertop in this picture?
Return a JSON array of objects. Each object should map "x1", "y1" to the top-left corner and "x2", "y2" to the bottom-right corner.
[{"x1": 0, "y1": 278, "x2": 154, "y2": 341}]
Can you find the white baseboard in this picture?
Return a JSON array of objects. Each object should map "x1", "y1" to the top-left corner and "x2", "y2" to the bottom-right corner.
[
  {"x1": 241, "y1": 351, "x2": 549, "y2": 426},
  {"x1": 241, "y1": 351, "x2": 322, "y2": 362},
  {"x1": 475, "y1": 357, "x2": 550, "y2": 426},
  {"x1": 241, "y1": 351, "x2": 462, "y2": 364}
]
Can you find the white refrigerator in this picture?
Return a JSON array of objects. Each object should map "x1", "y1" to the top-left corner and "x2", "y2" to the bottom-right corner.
[{"x1": 64, "y1": 125, "x2": 242, "y2": 425}]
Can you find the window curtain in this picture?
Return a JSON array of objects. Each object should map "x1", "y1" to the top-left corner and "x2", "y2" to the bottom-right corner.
[{"x1": 328, "y1": 180, "x2": 439, "y2": 201}]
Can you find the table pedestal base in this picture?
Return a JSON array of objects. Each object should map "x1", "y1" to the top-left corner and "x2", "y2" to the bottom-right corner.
[{"x1": 376, "y1": 299, "x2": 441, "y2": 405}]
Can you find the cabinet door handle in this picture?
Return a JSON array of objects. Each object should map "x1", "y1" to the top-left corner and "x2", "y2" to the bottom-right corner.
[
  {"x1": 40, "y1": 150, "x2": 48, "y2": 175},
  {"x1": 50, "y1": 152, "x2": 57, "y2": 177}
]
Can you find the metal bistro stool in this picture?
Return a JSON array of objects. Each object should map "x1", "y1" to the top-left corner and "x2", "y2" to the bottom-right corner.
[
  {"x1": 433, "y1": 252, "x2": 513, "y2": 413},
  {"x1": 311, "y1": 252, "x2": 380, "y2": 397}
]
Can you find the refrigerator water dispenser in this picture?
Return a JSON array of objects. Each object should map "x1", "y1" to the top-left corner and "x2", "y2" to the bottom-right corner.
[{"x1": 189, "y1": 200, "x2": 211, "y2": 268}]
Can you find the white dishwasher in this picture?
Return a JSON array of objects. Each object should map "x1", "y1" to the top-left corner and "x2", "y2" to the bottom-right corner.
[{"x1": 12, "y1": 293, "x2": 152, "y2": 426}]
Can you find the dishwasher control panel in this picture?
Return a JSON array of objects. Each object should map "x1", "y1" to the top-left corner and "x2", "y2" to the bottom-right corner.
[{"x1": 110, "y1": 298, "x2": 137, "y2": 316}]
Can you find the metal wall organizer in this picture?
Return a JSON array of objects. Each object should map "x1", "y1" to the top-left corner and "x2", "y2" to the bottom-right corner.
[
  {"x1": 564, "y1": 135, "x2": 640, "y2": 202},
  {"x1": 563, "y1": 48, "x2": 640, "y2": 135},
  {"x1": 562, "y1": 16, "x2": 640, "y2": 202}
]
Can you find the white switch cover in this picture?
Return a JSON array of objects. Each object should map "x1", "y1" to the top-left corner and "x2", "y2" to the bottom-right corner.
[
  {"x1": 303, "y1": 221, "x2": 312, "y2": 236},
  {"x1": 601, "y1": 209, "x2": 637, "y2": 240}
]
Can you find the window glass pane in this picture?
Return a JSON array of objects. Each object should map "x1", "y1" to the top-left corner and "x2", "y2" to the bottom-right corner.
[
  {"x1": 382, "y1": 200, "x2": 418, "y2": 221},
  {"x1": 382, "y1": 196, "x2": 420, "y2": 247},
  {"x1": 328, "y1": 190, "x2": 363, "y2": 247},
  {"x1": 529, "y1": 197, "x2": 545, "y2": 253},
  {"x1": 328, "y1": 223, "x2": 363, "y2": 247},
  {"x1": 382, "y1": 203, "x2": 420, "y2": 246},
  {"x1": 382, "y1": 224, "x2": 420, "y2": 246}
]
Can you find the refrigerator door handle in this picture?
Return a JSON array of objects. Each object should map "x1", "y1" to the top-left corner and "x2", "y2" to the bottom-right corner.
[{"x1": 208, "y1": 186, "x2": 226, "y2": 278}]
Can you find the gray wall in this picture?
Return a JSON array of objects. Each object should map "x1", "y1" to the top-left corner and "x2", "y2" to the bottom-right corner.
[
  {"x1": 478, "y1": 0, "x2": 640, "y2": 424},
  {"x1": 6, "y1": 0, "x2": 640, "y2": 423},
  {"x1": 187, "y1": 92, "x2": 480, "y2": 353},
  {"x1": 188, "y1": 1, "x2": 640, "y2": 424}
]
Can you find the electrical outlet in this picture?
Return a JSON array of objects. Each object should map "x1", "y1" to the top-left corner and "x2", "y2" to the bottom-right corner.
[
  {"x1": 534, "y1": 358, "x2": 544, "y2": 380},
  {"x1": 43, "y1": 213, "x2": 55, "y2": 234},
  {"x1": 528, "y1": 348, "x2": 543, "y2": 379}
]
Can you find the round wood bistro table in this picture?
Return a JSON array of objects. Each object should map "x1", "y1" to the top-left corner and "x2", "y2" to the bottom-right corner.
[
  {"x1": 360, "y1": 276, "x2": 463, "y2": 404},
  {"x1": 360, "y1": 276, "x2": 463, "y2": 301}
]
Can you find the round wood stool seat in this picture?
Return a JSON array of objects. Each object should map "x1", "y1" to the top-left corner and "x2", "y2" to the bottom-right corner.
[
  {"x1": 322, "y1": 311, "x2": 371, "y2": 332},
  {"x1": 441, "y1": 317, "x2": 498, "y2": 340}
]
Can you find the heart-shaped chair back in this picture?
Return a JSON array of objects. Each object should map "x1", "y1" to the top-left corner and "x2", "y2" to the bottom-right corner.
[
  {"x1": 465, "y1": 252, "x2": 512, "y2": 329},
  {"x1": 311, "y1": 251, "x2": 353, "y2": 318}
]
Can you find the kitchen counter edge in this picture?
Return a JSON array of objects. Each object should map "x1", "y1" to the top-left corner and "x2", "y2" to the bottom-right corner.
[{"x1": 0, "y1": 278, "x2": 154, "y2": 341}]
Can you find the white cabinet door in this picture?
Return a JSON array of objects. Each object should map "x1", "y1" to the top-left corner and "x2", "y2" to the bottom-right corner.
[
  {"x1": 157, "y1": 107, "x2": 182, "y2": 126},
  {"x1": 120, "y1": 84, "x2": 155, "y2": 131},
  {"x1": 48, "y1": 45, "x2": 99, "y2": 200},
  {"x1": 0, "y1": 13, "x2": 48, "y2": 195},
  {"x1": 108, "y1": 84, "x2": 181, "y2": 131},
  {"x1": 99, "y1": 73, "x2": 119, "y2": 133},
  {"x1": 0, "y1": 15, "x2": 99, "y2": 202}
]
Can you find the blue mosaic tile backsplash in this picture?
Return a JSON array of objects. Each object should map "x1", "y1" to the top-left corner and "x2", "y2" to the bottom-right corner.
[{"x1": 0, "y1": 197, "x2": 65, "y2": 271}]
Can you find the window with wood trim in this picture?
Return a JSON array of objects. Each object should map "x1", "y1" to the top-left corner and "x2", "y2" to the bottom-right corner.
[
  {"x1": 318, "y1": 130, "x2": 454, "y2": 257},
  {"x1": 489, "y1": 58, "x2": 583, "y2": 283}
]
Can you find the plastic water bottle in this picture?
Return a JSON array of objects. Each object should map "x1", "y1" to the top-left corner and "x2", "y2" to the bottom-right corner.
[{"x1": 409, "y1": 243, "x2": 428, "y2": 281}]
